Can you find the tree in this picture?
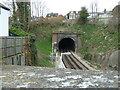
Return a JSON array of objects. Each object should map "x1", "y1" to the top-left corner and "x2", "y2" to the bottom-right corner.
[
  {"x1": 77, "y1": 7, "x2": 89, "y2": 25},
  {"x1": 16, "y1": 1, "x2": 31, "y2": 31},
  {"x1": 2, "y1": 0, "x2": 31, "y2": 31},
  {"x1": 90, "y1": 1, "x2": 99, "y2": 24},
  {"x1": 12, "y1": 0, "x2": 17, "y2": 22},
  {"x1": 31, "y1": 0, "x2": 49, "y2": 17}
]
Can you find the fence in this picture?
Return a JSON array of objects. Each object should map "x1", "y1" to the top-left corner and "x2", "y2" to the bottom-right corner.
[{"x1": 0, "y1": 36, "x2": 30, "y2": 65}]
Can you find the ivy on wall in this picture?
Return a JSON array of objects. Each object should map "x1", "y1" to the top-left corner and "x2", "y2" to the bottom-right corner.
[
  {"x1": 29, "y1": 35, "x2": 38, "y2": 65},
  {"x1": 9, "y1": 27, "x2": 37, "y2": 66}
]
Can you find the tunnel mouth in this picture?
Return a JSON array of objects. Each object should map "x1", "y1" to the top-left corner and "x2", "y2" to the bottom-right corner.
[{"x1": 58, "y1": 38, "x2": 75, "y2": 52}]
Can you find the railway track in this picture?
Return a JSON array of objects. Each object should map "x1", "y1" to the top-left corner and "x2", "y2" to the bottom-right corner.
[{"x1": 62, "y1": 52, "x2": 94, "y2": 70}]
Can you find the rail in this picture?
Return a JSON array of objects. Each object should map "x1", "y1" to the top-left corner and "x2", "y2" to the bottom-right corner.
[{"x1": 62, "y1": 52, "x2": 94, "y2": 70}]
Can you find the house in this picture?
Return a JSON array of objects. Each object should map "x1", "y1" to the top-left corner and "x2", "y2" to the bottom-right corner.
[
  {"x1": 58, "y1": 14, "x2": 64, "y2": 18},
  {"x1": 88, "y1": 10, "x2": 113, "y2": 24},
  {"x1": 98, "y1": 11, "x2": 113, "y2": 24},
  {"x1": 88, "y1": 12, "x2": 99, "y2": 19},
  {"x1": 46, "y1": 13, "x2": 58, "y2": 18},
  {"x1": 66, "y1": 11, "x2": 79, "y2": 19},
  {"x1": 0, "y1": 3, "x2": 10, "y2": 36}
]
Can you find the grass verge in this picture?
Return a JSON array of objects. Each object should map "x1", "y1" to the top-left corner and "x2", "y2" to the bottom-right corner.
[{"x1": 35, "y1": 37, "x2": 54, "y2": 67}]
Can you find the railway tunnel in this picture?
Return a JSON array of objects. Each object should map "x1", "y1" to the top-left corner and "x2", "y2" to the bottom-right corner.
[
  {"x1": 52, "y1": 32, "x2": 82, "y2": 53},
  {"x1": 58, "y1": 38, "x2": 75, "y2": 52}
]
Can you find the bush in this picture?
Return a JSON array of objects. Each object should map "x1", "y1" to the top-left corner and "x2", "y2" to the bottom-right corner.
[
  {"x1": 9, "y1": 27, "x2": 33, "y2": 36},
  {"x1": 29, "y1": 17, "x2": 65, "y2": 41},
  {"x1": 12, "y1": 22, "x2": 24, "y2": 29},
  {"x1": 29, "y1": 35, "x2": 38, "y2": 65}
]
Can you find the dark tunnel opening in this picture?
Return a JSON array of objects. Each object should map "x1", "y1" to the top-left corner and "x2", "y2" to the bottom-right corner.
[{"x1": 58, "y1": 38, "x2": 75, "y2": 52}]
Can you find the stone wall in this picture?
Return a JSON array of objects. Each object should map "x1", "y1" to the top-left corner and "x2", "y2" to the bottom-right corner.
[{"x1": 83, "y1": 50, "x2": 119, "y2": 70}]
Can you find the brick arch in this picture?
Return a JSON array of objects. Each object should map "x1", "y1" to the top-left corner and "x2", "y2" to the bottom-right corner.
[
  {"x1": 58, "y1": 37, "x2": 75, "y2": 52},
  {"x1": 52, "y1": 33, "x2": 82, "y2": 52}
]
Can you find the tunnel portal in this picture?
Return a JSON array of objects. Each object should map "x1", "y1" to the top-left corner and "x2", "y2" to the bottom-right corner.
[{"x1": 58, "y1": 38, "x2": 75, "y2": 52}]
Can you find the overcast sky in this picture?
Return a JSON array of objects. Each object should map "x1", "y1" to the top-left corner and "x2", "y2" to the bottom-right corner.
[
  {"x1": 0, "y1": 0, "x2": 119, "y2": 15},
  {"x1": 44, "y1": 0, "x2": 119, "y2": 15}
]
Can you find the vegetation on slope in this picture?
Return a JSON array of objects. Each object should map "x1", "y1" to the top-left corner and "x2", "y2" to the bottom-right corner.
[
  {"x1": 10, "y1": 2, "x2": 65, "y2": 67},
  {"x1": 35, "y1": 37, "x2": 54, "y2": 67},
  {"x1": 29, "y1": 17, "x2": 65, "y2": 41},
  {"x1": 30, "y1": 17, "x2": 65, "y2": 67},
  {"x1": 9, "y1": 27, "x2": 33, "y2": 36},
  {"x1": 68, "y1": 22, "x2": 118, "y2": 69},
  {"x1": 69, "y1": 23, "x2": 118, "y2": 55}
]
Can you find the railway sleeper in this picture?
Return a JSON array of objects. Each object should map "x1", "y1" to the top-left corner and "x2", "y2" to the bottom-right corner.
[
  {"x1": 71, "y1": 53, "x2": 91, "y2": 70},
  {"x1": 69, "y1": 55, "x2": 88, "y2": 70},
  {"x1": 65, "y1": 55, "x2": 79, "y2": 69},
  {"x1": 68, "y1": 55, "x2": 83, "y2": 70},
  {"x1": 62, "y1": 55, "x2": 71, "y2": 68}
]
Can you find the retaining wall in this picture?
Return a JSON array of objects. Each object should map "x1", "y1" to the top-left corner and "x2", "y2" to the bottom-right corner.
[
  {"x1": 83, "y1": 50, "x2": 119, "y2": 70},
  {"x1": 0, "y1": 36, "x2": 30, "y2": 65}
]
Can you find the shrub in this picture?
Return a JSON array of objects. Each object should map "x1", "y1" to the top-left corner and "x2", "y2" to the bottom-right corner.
[
  {"x1": 29, "y1": 17, "x2": 65, "y2": 41},
  {"x1": 9, "y1": 27, "x2": 33, "y2": 36},
  {"x1": 11, "y1": 22, "x2": 24, "y2": 29}
]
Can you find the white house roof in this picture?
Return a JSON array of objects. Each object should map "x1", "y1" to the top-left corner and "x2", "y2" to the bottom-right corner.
[{"x1": 0, "y1": 3, "x2": 10, "y2": 11}]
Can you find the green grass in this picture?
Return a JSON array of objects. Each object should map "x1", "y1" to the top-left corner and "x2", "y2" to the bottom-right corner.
[
  {"x1": 36, "y1": 59, "x2": 54, "y2": 67},
  {"x1": 9, "y1": 27, "x2": 33, "y2": 36},
  {"x1": 29, "y1": 18, "x2": 65, "y2": 67},
  {"x1": 70, "y1": 23, "x2": 118, "y2": 55},
  {"x1": 35, "y1": 37, "x2": 54, "y2": 67},
  {"x1": 36, "y1": 37, "x2": 52, "y2": 56}
]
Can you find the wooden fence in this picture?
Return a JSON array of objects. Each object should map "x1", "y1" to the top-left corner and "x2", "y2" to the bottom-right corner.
[{"x1": 0, "y1": 36, "x2": 30, "y2": 65}]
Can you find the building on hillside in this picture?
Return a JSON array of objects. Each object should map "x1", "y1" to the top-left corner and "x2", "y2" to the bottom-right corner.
[
  {"x1": 66, "y1": 11, "x2": 79, "y2": 19},
  {"x1": 46, "y1": 13, "x2": 58, "y2": 18},
  {"x1": 98, "y1": 11, "x2": 113, "y2": 24},
  {"x1": 88, "y1": 12, "x2": 99, "y2": 19},
  {"x1": 0, "y1": 3, "x2": 10, "y2": 36},
  {"x1": 58, "y1": 14, "x2": 64, "y2": 18},
  {"x1": 88, "y1": 10, "x2": 113, "y2": 24},
  {"x1": 31, "y1": 16, "x2": 44, "y2": 21}
]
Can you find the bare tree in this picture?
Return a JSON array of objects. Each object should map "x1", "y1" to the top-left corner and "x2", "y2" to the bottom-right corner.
[
  {"x1": 90, "y1": 0, "x2": 99, "y2": 24},
  {"x1": 91, "y1": 3, "x2": 94, "y2": 19},
  {"x1": 12, "y1": 0, "x2": 17, "y2": 22},
  {"x1": 31, "y1": 0, "x2": 49, "y2": 17},
  {"x1": 41, "y1": 1, "x2": 49, "y2": 17},
  {"x1": 95, "y1": 3, "x2": 97, "y2": 13}
]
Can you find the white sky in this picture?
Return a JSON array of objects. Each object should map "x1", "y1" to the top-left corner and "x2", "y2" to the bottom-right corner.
[
  {"x1": 44, "y1": 0, "x2": 120, "y2": 15},
  {"x1": 0, "y1": 0, "x2": 119, "y2": 16}
]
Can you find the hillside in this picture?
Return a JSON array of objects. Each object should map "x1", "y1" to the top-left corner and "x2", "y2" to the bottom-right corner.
[
  {"x1": 69, "y1": 23, "x2": 118, "y2": 69},
  {"x1": 30, "y1": 17, "x2": 65, "y2": 67},
  {"x1": 35, "y1": 37, "x2": 54, "y2": 67}
]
